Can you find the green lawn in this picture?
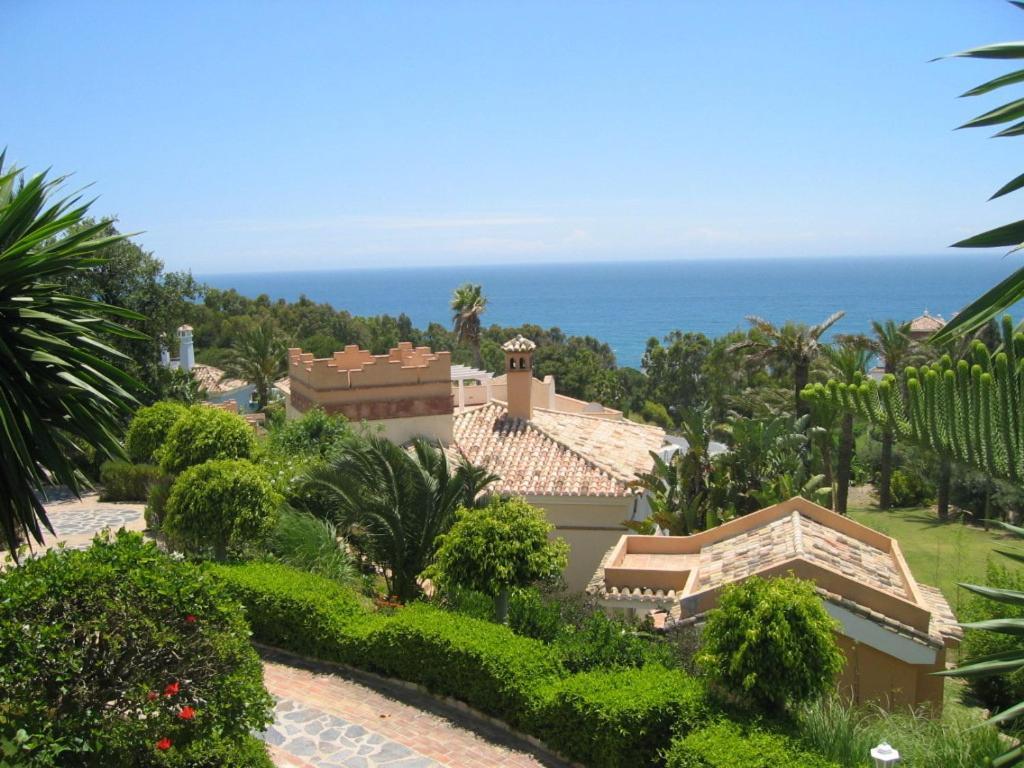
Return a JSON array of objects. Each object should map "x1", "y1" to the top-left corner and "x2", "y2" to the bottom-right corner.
[{"x1": 848, "y1": 505, "x2": 1022, "y2": 616}]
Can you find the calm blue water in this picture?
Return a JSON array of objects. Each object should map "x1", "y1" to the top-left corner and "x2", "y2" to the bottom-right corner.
[{"x1": 199, "y1": 256, "x2": 1023, "y2": 369}]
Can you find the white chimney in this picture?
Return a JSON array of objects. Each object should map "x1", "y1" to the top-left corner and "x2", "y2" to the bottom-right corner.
[{"x1": 178, "y1": 325, "x2": 195, "y2": 372}]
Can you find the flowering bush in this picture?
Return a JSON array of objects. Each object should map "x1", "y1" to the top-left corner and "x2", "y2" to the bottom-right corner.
[
  {"x1": 159, "y1": 405, "x2": 255, "y2": 474},
  {"x1": 163, "y1": 459, "x2": 279, "y2": 561},
  {"x1": 0, "y1": 531, "x2": 273, "y2": 767},
  {"x1": 125, "y1": 401, "x2": 188, "y2": 464}
]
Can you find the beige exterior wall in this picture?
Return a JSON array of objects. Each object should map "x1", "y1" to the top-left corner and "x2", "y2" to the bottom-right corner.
[
  {"x1": 526, "y1": 494, "x2": 637, "y2": 592},
  {"x1": 835, "y1": 634, "x2": 946, "y2": 712}
]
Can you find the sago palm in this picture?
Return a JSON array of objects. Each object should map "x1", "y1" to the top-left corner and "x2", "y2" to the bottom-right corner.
[
  {"x1": 731, "y1": 312, "x2": 845, "y2": 417},
  {"x1": 221, "y1": 318, "x2": 287, "y2": 409},
  {"x1": 0, "y1": 157, "x2": 144, "y2": 554},
  {"x1": 303, "y1": 434, "x2": 495, "y2": 601},
  {"x1": 450, "y1": 283, "x2": 487, "y2": 369},
  {"x1": 870, "y1": 320, "x2": 912, "y2": 509}
]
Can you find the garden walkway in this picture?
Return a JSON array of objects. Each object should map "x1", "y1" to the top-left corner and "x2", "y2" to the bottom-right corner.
[
  {"x1": 21, "y1": 491, "x2": 146, "y2": 555},
  {"x1": 260, "y1": 651, "x2": 560, "y2": 768}
]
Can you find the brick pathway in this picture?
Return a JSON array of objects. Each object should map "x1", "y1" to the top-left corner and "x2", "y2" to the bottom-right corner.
[{"x1": 261, "y1": 654, "x2": 561, "y2": 768}]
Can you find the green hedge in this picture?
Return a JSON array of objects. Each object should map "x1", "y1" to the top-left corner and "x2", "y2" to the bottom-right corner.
[
  {"x1": 664, "y1": 721, "x2": 840, "y2": 768},
  {"x1": 211, "y1": 562, "x2": 835, "y2": 768},
  {"x1": 99, "y1": 460, "x2": 165, "y2": 502},
  {"x1": 539, "y1": 666, "x2": 707, "y2": 768}
]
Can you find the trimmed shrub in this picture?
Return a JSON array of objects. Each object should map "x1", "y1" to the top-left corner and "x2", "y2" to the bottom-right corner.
[
  {"x1": 266, "y1": 406, "x2": 350, "y2": 459},
  {"x1": 696, "y1": 575, "x2": 843, "y2": 711},
  {"x1": 538, "y1": 666, "x2": 706, "y2": 768},
  {"x1": 664, "y1": 720, "x2": 839, "y2": 768},
  {"x1": 0, "y1": 531, "x2": 273, "y2": 767},
  {"x1": 163, "y1": 459, "x2": 279, "y2": 561},
  {"x1": 553, "y1": 612, "x2": 652, "y2": 672},
  {"x1": 125, "y1": 401, "x2": 188, "y2": 464},
  {"x1": 99, "y1": 460, "x2": 165, "y2": 502},
  {"x1": 363, "y1": 604, "x2": 564, "y2": 725},
  {"x1": 159, "y1": 405, "x2": 255, "y2": 474}
]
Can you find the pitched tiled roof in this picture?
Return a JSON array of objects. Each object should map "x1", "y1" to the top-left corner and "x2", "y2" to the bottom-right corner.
[
  {"x1": 452, "y1": 402, "x2": 665, "y2": 497},
  {"x1": 909, "y1": 313, "x2": 945, "y2": 333},
  {"x1": 694, "y1": 511, "x2": 908, "y2": 599},
  {"x1": 919, "y1": 583, "x2": 964, "y2": 645},
  {"x1": 501, "y1": 335, "x2": 537, "y2": 352},
  {"x1": 191, "y1": 364, "x2": 247, "y2": 395}
]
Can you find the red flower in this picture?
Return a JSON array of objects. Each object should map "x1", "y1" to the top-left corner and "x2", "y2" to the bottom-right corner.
[
  {"x1": 185, "y1": 614, "x2": 197, "y2": 624},
  {"x1": 163, "y1": 682, "x2": 180, "y2": 697},
  {"x1": 146, "y1": 690, "x2": 159, "y2": 702},
  {"x1": 178, "y1": 706, "x2": 196, "y2": 720},
  {"x1": 155, "y1": 738, "x2": 172, "y2": 751}
]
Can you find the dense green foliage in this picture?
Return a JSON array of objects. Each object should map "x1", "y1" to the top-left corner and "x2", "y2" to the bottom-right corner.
[
  {"x1": 0, "y1": 532, "x2": 273, "y2": 767},
  {"x1": 430, "y1": 497, "x2": 568, "y2": 622},
  {"x1": 159, "y1": 405, "x2": 256, "y2": 474},
  {"x1": 265, "y1": 508, "x2": 360, "y2": 587},
  {"x1": 99, "y1": 460, "x2": 165, "y2": 502},
  {"x1": 163, "y1": 459, "x2": 279, "y2": 561},
  {"x1": 125, "y1": 401, "x2": 188, "y2": 464},
  {"x1": 664, "y1": 720, "x2": 839, "y2": 768},
  {"x1": 696, "y1": 576, "x2": 843, "y2": 710},
  {"x1": 889, "y1": 468, "x2": 933, "y2": 508},
  {"x1": 960, "y1": 562, "x2": 1024, "y2": 714},
  {"x1": 538, "y1": 666, "x2": 707, "y2": 768},
  {"x1": 0, "y1": 158, "x2": 144, "y2": 553},
  {"x1": 304, "y1": 434, "x2": 492, "y2": 601},
  {"x1": 265, "y1": 406, "x2": 350, "y2": 459},
  {"x1": 211, "y1": 560, "x2": 720, "y2": 768}
]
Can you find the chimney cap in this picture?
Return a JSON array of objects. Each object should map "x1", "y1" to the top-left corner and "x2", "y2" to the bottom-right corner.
[
  {"x1": 178, "y1": 324, "x2": 194, "y2": 333},
  {"x1": 502, "y1": 334, "x2": 536, "y2": 353}
]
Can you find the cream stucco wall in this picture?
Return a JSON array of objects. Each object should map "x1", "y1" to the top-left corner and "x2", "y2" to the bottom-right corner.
[{"x1": 526, "y1": 494, "x2": 639, "y2": 592}]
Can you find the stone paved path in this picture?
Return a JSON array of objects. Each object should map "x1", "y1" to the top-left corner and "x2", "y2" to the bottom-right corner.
[
  {"x1": 9, "y1": 493, "x2": 147, "y2": 558},
  {"x1": 261, "y1": 656, "x2": 559, "y2": 768}
]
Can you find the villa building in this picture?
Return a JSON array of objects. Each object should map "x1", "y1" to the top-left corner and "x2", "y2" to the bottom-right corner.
[
  {"x1": 282, "y1": 335, "x2": 671, "y2": 589},
  {"x1": 587, "y1": 496, "x2": 962, "y2": 711},
  {"x1": 908, "y1": 310, "x2": 946, "y2": 342}
]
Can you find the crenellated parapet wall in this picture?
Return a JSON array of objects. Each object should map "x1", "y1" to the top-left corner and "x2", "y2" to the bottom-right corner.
[{"x1": 287, "y1": 342, "x2": 453, "y2": 432}]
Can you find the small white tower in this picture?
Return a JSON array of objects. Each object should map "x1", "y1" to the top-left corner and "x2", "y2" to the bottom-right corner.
[{"x1": 178, "y1": 325, "x2": 195, "y2": 372}]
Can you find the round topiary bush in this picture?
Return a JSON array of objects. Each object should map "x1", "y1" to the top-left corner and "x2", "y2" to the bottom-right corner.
[
  {"x1": 696, "y1": 575, "x2": 844, "y2": 711},
  {"x1": 163, "y1": 459, "x2": 279, "y2": 561},
  {"x1": 125, "y1": 401, "x2": 188, "y2": 464},
  {"x1": 159, "y1": 405, "x2": 256, "y2": 474},
  {"x1": 0, "y1": 531, "x2": 274, "y2": 767}
]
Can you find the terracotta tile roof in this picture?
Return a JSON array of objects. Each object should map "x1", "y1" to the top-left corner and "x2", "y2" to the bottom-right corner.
[
  {"x1": 501, "y1": 335, "x2": 537, "y2": 353},
  {"x1": 274, "y1": 376, "x2": 291, "y2": 396},
  {"x1": 451, "y1": 402, "x2": 665, "y2": 497},
  {"x1": 919, "y1": 583, "x2": 963, "y2": 645},
  {"x1": 694, "y1": 511, "x2": 908, "y2": 599},
  {"x1": 191, "y1": 364, "x2": 247, "y2": 395},
  {"x1": 909, "y1": 313, "x2": 946, "y2": 333}
]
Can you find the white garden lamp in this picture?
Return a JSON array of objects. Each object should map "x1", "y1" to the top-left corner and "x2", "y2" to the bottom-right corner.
[{"x1": 870, "y1": 742, "x2": 899, "y2": 767}]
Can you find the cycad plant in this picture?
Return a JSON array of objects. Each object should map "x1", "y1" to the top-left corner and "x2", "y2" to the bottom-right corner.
[
  {"x1": 0, "y1": 156, "x2": 143, "y2": 554},
  {"x1": 221, "y1": 318, "x2": 287, "y2": 409},
  {"x1": 303, "y1": 434, "x2": 496, "y2": 601}
]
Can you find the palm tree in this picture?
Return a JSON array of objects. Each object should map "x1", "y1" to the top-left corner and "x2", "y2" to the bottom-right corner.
[
  {"x1": 0, "y1": 156, "x2": 144, "y2": 554},
  {"x1": 731, "y1": 312, "x2": 845, "y2": 417},
  {"x1": 450, "y1": 283, "x2": 487, "y2": 369},
  {"x1": 823, "y1": 339, "x2": 872, "y2": 515},
  {"x1": 221, "y1": 319, "x2": 287, "y2": 409},
  {"x1": 870, "y1": 320, "x2": 912, "y2": 510},
  {"x1": 303, "y1": 434, "x2": 496, "y2": 602}
]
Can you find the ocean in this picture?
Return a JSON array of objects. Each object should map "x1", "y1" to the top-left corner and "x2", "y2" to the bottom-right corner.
[{"x1": 199, "y1": 256, "x2": 1023, "y2": 369}]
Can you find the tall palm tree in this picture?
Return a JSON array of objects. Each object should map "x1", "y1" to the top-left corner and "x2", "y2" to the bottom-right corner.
[
  {"x1": 823, "y1": 339, "x2": 872, "y2": 515},
  {"x1": 731, "y1": 312, "x2": 845, "y2": 417},
  {"x1": 870, "y1": 320, "x2": 912, "y2": 510},
  {"x1": 221, "y1": 318, "x2": 287, "y2": 409},
  {"x1": 0, "y1": 157, "x2": 144, "y2": 554},
  {"x1": 450, "y1": 283, "x2": 487, "y2": 369},
  {"x1": 303, "y1": 434, "x2": 496, "y2": 602}
]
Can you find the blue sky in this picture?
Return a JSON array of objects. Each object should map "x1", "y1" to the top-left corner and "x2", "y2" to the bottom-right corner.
[{"x1": 5, "y1": 1, "x2": 1024, "y2": 272}]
